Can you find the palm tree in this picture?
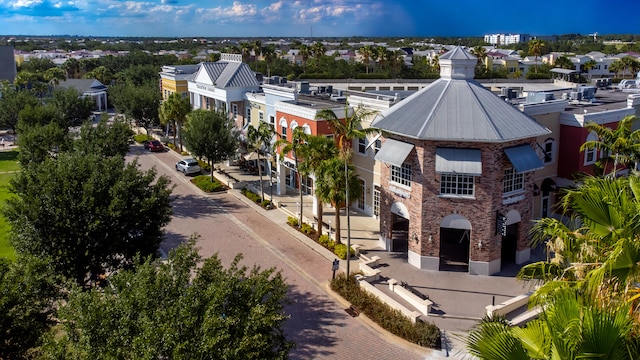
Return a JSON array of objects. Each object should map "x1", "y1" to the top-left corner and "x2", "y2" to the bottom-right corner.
[
  {"x1": 275, "y1": 126, "x2": 308, "y2": 227},
  {"x1": 311, "y1": 42, "x2": 325, "y2": 71},
  {"x1": 528, "y1": 39, "x2": 545, "y2": 73},
  {"x1": 553, "y1": 55, "x2": 575, "y2": 70},
  {"x1": 298, "y1": 44, "x2": 310, "y2": 70},
  {"x1": 466, "y1": 287, "x2": 636, "y2": 360},
  {"x1": 44, "y1": 67, "x2": 66, "y2": 88},
  {"x1": 581, "y1": 59, "x2": 597, "y2": 82},
  {"x1": 580, "y1": 115, "x2": 640, "y2": 177},
  {"x1": 314, "y1": 157, "x2": 362, "y2": 246},
  {"x1": 316, "y1": 103, "x2": 379, "y2": 274},
  {"x1": 247, "y1": 121, "x2": 275, "y2": 202},
  {"x1": 375, "y1": 46, "x2": 387, "y2": 71},
  {"x1": 261, "y1": 45, "x2": 277, "y2": 78},
  {"x1": 470, "y1": 46, "x2": 487, "y2": 68},
  {"x1": 252, "y1": 40, "x2": 262, "y2": 63},
  {"x1": 239, "y1": 42, "x2": 251, "y2": 63},
  {"x1": 297, "y1": 135, "x2": 338, "y2": 237},
  {"x1": 359, "y1": 45, "x2": 373, "y2": 74},
  {"x1": 159, "y1": 93, "x2": 192, "y2": 152}
]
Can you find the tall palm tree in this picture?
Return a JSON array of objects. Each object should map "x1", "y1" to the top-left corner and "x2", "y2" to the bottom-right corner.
[
  {"x1": 375, "y1": 46, "x2": 387, "y2": 71},
  {"x1": 580, "y1": 115, "x2": 640, "y2": 177},
  {"x1": 528, "y1": 39, "x2": 545, "y2": 73},
  {"x1": 159, "y1": 93, "x2": 192, "y2": 152},
  {"x1": 252, "y1": 40, "x2": 262, "y2": 63},
  {"x1": 314, "y1": 157, "x2": 362, "y2": 246},
  {"x1": 298, "y1": 44, "x2": 310, "y2": 70},
  {"x1": 275, "y1": 126, "x2": 308, "y2": 227},
  {"x1": 311, "y1": 42, "x2": 325, "y2": 69},
  {"x1": 470, "y1": 46, "x2": 487, "y2": 67},
  {"x1": 247, "y1": 121, "x2": 275, "y2": 202},
  {"x1": 359, "y1": 45, "x2": 373, "y2": 74},
  {"x1": 261, "y1": 45, "x2": 277, "y2": 78},
  {"x1": 554, "y1": 55, "x2": 575, "y2": 70},
  {"x1": 239, "y1": 42, "x2": 251, "y2": 63},
  {"x1": 316, "y1": 103, "x2": 379, "y2": 274},
  {"x1": 298, "y1": 135, "x2": 338, "y2": 237},
  {"x1": 581, "y1": 59, "x2": 597, "y2": 82}
]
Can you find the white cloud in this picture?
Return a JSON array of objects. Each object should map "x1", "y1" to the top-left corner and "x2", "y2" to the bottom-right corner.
[{"x1": 11, "y1": 0, "x2": 42, "y2": 8}]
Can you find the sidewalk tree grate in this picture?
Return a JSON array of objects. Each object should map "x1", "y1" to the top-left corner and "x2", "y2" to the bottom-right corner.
[{"x1": 345, "y1": 305, "x2": 361, "y2": 317}]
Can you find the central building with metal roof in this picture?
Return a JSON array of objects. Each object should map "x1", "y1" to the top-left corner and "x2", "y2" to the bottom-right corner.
[{"x1": 371, "y1": 46, "x2": 551, "y2": 275}]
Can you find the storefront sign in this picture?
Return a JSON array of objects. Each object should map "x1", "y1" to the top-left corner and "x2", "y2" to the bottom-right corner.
[{"x1": 389, "y1": 186, "x2": 410, "y2": 199}]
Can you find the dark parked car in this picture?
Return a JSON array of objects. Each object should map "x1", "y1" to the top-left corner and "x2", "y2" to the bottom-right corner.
[{"x1": 144, "y1": 140, "x2": 164, "y2": 152}]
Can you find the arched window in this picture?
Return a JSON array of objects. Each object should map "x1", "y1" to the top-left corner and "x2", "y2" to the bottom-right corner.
[
  {"x1": 290, "y1": 120, "x2": 299, "y2": 130},
  {"x1": 279, "y1": 118, "x2": 288, "y2": 138},
  {"x1": 302, "y1": 124, "x2": 312, "y2": 135},
  {"x1": 543, "y1": 138, "x2": 555, "y2": 164}
]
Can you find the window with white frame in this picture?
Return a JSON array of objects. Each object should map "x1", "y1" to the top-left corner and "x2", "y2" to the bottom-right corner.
[
  {"x1": 279, "y1": 118, "x2": 287, "y2": 138},
  {"x1": 440, "y1": 174, "x2": 475, "y2": 196},
  {"x1": 374, "y1": 139, "x2": 381, "y2": 154},
  {"x1": 391, "y1": 163, "x2": 412, "y2": 187},
  {"x1": 543, "y1": 138, "x2": 555, "y2": 164},
  {"x1": 259, "y1": 111, "x2": 264, "y2": 122},
  {"x1": 357, "y1": 137, "x2": 366, "y2": 154},
  {"x1": 246, "y1": 108, "x2": 251, "y2": 123},
  {"x1": 373, "y1": 186, "x2": 380, "y2": 217},
  {"x1": 584, "y1": 132, "x2": 598, "y2": 165},
  {"x1": 357, "y1": 179, "x2": 365, "y2": 210},
  {"x1": 268, "y1": 114, "x2": 273, "y2": 124},
  {"x1": 232, "y1": 104, "x2": 238, "y2": 120},
  {"x1": 503, "y1": 168, "x2": 524, "y2": 194}
]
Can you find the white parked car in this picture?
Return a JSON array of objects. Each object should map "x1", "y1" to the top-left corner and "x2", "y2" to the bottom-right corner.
[{"x1": 175, "y1": 158, "x2": 201, "y2": 175}]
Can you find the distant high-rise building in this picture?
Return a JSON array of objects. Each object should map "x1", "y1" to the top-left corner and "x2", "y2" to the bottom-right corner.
[
  {"x1": 0, "y1": 46, "x2": 17, "y2": 83},
  {"x1": 484, "y1": 34, "x2": 532, "y2": 46}
]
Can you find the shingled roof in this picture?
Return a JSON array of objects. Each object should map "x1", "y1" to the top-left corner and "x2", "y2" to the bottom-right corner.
[{"x1": 371, "y1": 46, "x2": 550, "y2": 142}]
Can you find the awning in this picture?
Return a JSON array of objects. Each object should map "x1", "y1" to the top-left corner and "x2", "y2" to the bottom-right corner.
[
  {"x1": 504, "y1": 144, "x2": 544, "y2": 173},
  {"x1": 435, "y1": 148, "x2": 482, "y2": 175},
  {"x1": 550, "y1": 68, "x2": 578, "y2": 74},
  {"x1": 374, "y1": 139, "x2": 414, "y2": 167},
  {"x1": 244, "y1": 151, "x2": 260, "y2": 161}
]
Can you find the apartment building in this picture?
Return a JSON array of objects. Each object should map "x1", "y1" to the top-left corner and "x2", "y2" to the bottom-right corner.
[{"x1": 484, "y1": 33, "x2": 532, "y2": 46}]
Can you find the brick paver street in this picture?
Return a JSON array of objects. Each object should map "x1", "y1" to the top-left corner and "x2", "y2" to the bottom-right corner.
[{"x1": 129, "y1": 145, "x2": 441, "y2": 360}]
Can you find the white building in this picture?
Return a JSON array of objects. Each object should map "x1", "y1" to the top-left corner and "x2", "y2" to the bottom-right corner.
[{"x1": 484, "y1": 34, "x2": 532, "y2": 46}]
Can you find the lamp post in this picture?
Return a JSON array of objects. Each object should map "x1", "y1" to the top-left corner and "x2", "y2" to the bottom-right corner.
[{"x1": 345, "y1": 157, "x2": 351, "y2": 277}]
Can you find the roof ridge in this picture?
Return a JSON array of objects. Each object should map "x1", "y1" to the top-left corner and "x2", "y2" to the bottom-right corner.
[
  {"x1": 467, "y1": 81, "x2": 502, "y2": 139},
  {"x1": 416, "y1": 79, "x2": 448, "y2": 137}
]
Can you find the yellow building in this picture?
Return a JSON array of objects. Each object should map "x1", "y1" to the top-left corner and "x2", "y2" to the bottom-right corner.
[{"x1": 159, "y1": 64, "x2": 199, "y2": 101}]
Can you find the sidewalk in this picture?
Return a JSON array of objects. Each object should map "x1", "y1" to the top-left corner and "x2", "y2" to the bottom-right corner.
[{"x1": 213, "y1": 160, "x2": 536, "y2": 355}]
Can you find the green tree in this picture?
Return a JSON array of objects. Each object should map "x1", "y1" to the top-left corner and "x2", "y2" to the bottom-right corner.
[
  {"x1": 75, "y1": 115, "x2": 134, "y2": 158},
  {"x1": 314, "y1": 157, "x2": 362, "y2": 245},
  {"x1": 553, "y1": 55, "x2": 575, "y2": 70},
  {"x1": 0, "y1": 88, "x2": 39, "y2": 136},
  {"x1": 580, "y1": 115, "x2": 640, "y2": 177},
  {"x1": 17, "y1": 120, "x2": 68, "y2": 167},
  {"x1": 109, "y1": 82, "x2": 161, "y2": 134},
  {"x1": 528, "y1": 39, "x2": 546, "y2": 73},
  {"x1": 0, "y1": 255, "x2": 59, "y2": 360},
  {"x1": 247, "y1": 121, "x2": 275, "y2": 202},
  {"x1": 48, "y1": 87, "x2": 95, "y2": 127},
  {"x1": 276, "y1": 126, "x2": 308, "y2": 227},
  {"x1": 315, "y1": 103, "x2": 379, "y2": 270},
  {"x1": 297, "y1": 135, "x2": 338, "y2": 238},
  {"x1": 466, "y1": 287, "x2": 637, "y2": 360},
  {"x1": 43, "y1": 239, "x2": 294, "y2": 359},
  {"x1": 359, "y1": 45, "x2": 373, "y2": 74},
  {"x1": 182, "y1": 109, "x2": 238, "y2": 181},
  {"x1": 84, "y1": 65, "x2": 112, "y2": 85},
  {"x1": 4, "y1": 153, "x2": 173, "y2": 285},
  {"x1": 159, "y1": 92, "x2": 191, "y2": 151},
  {"x1": 43, "y1": 67, "x2": 66, "y2": 87}
]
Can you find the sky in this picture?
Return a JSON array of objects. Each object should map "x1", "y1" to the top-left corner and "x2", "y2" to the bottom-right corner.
[{"x1": 0, "y1": 0, "x2": 639, "y2": 38}]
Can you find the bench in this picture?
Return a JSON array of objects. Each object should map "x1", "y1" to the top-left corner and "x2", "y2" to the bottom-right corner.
[
  {"x1": 358, "y1": 255, "x2": 381, "y2": 282},
  {"x1": 388, "y1": 279, "x2": 433, "y2": 316},
  {"x1": 356, "y1": 277, "x2": 422, "y2": 323},
  {"x1": 486, "y1": 292, "x2": 532, "y2": 318}
]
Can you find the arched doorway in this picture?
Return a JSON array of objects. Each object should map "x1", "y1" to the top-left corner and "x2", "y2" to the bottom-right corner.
[
  {"x1": 501, "y1": 210, "x2": 521, "y2": 270},
  {"x1": 439, "y1": 214, "x2": 471, "y2": 272},
  {"x1": 390, "y1": 202, "x2": 409, "y2": 253}
]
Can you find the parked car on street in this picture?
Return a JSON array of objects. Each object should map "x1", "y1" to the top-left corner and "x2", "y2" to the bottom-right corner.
[
  {"x1": 175, "y1": 158, "x2": 201, "y2": 175},
  {"x1": 144, "y1": 140, "x2": 164, "y2": 152}
]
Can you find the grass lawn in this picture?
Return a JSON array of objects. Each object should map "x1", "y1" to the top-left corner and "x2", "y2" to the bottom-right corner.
[
  {"x1": 0, "y1": 153, "x2": 18, "y2": 260},
  {"x1": 0, "y1": 150, "x2": 20, "y2": 173}
]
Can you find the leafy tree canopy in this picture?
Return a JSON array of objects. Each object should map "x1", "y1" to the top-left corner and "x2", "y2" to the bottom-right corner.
[
  {"x1": 183, "y1": 109, "x2": 238, "y2": 170},
  {"x1": 4, "y1": 153, "x2": 173, "y2": 285},
  {"x1": 41, "y1": 239, "x2": 294, "y2": 360}
]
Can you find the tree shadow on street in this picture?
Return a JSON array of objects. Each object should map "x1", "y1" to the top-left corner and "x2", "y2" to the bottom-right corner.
[
  {"x1": 284, "y1": 285, "x2": 349, "y2": 359},
  {"x1": 170, "y1": 193, "x2": 242, "y2": 219}
]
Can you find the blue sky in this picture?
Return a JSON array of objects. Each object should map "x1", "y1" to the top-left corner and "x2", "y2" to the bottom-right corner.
[{"x1": 1, "y1": 0, "x2": 639, "y2": 38}]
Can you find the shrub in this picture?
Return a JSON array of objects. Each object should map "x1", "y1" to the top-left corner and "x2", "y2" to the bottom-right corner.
[
  {"x1": 166, "y1": 142, "x2": 177, "y2": 151},
  {"x1": 330, "y1": 274, "x2": 441, "y2": 349},
  {"x1": 299, "y1": 223, "x2": 314, "y2": 235},
  {"x1": 287, "y1": 216, "x2": 299, "y2": 227},
  {"x1": 333, "y1": 243, "x2": 355, "y2": 260},
  {"x1": 197, "y1": 159, "x2": 212, "y2": 172},
  {"x1": 191, "y1": 175, "x2": 226, "y2": 193},
  {"x1": 318, "y1": 234, "x2": 331, "y2": 247},
  {"x1": 261, "y1": 200, "x2": 272, "y2": 209},
  {"x1": 241, "y1": 188, "x2": 261, "y2": 203},
  {"x1": 134, "y1": 134, "x2": 150, "y2": 143}
]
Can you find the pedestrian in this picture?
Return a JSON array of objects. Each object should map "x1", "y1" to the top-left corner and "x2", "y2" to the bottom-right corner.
[{"x1": 1, "y1": 137, "x2": 5, "y2": 149}]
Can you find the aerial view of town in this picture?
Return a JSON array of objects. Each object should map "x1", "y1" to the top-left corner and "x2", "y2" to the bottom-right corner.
[{"x1": 1, "y1": 0, "x2": 640, "y2": 359}]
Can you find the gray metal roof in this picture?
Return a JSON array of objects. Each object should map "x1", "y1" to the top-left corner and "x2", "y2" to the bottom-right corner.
[
  {"x1": 374, "y1": 139, "x2": 415, "y2": 167},
  {"x1": 58, "y1": 79, "x2": 107, "y2": 93},
  {"x1": 371, "y1": 46, "x2": 550, "y2": 143},
  {"x1": 188, "y1": 61, "x2": 259, "y2": 88}
]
